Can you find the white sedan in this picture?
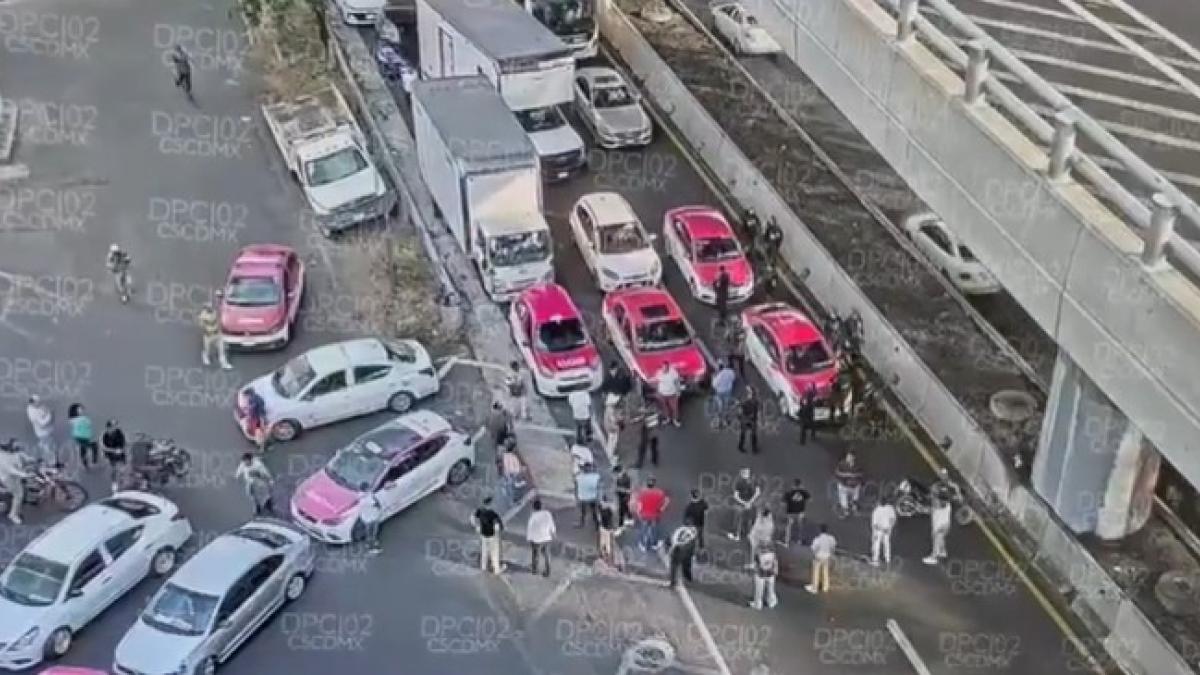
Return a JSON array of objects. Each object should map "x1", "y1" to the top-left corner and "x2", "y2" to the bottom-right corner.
[
  {"x1": 290, "y1": 411, "x2": 476, "y2": 544},
  {"x1": 0, "y1": 493, "x2": 192, "y2": 671},
  {"x1": 569, "y1": 192, "x2": 662, "y2": 291},
  {"x1": 710, "y1": 1, "x2": 781, "y2": 55},
  {"x1": 901, "y1": 212, "x2": 1000, "y2": 295},
  {"x1": 235, "y1": 338, "x2": 441, "y2": 443}
]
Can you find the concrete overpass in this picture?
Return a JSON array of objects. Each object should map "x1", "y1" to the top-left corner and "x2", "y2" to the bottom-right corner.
[{"x1": 749, "y1": 0, "x2": 1200, "y2": 538}]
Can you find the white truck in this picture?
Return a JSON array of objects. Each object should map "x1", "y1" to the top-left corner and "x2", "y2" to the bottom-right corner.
[
  {"x1": 413, "y1": 76, "x2": 554, "y2": 301},
  {"x1": 416, "y1": 0, "x2": 586, "y2": 182},
  {"x1": 333, "y1": 0, "x2": 385, "y2": 26},
  {"x1": 262, "y1": 85, "x2": 395, "y2": 237}
]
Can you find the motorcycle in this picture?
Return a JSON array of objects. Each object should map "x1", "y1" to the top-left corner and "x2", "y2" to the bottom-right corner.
[
  {"x1": 894, "y1": 477, "x2": 975, "y2": 526},
  {"x1": 0, "y1": 441, "x2": 88, "y2": 512},
  {"x1": 126, "y1": 434, "x2": 192, "y2": 491}
]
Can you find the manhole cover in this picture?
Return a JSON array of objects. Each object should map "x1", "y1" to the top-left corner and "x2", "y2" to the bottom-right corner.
[
  {"x1": 622, "y1": 638, "x2": 676, "y2": 673},
  {"x1": 990, "y1": 390, "x2": 1037, "y2": 422},
  {"x1": 1155, "y1": 570, "x2": 1200, "y2": 617}
]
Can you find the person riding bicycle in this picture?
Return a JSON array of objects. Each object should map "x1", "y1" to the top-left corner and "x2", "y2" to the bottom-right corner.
[
  {"x1": 106, "y1": 244, "x2": 132, "y2": 300},
  {"x1": 127, "y1": 436, "x2": 166, "y2": 487},
  {"x1": 0, "y1": 439, "x2": 32, "y2": 524}
]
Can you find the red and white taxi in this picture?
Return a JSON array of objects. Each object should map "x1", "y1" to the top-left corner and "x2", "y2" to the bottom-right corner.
[
  {"x1": 509, "y1": 284, "x2": 603, "y2": 397},
  {"x1": 663, "y1": 206, "x2": 754, "y2": 305},
  {"x1": 602, "y1": 287, "x2": 708, "y2": 390},
  {"x1": 219, "y1": 244, "x2": 305, "y2": 350},
  {"x1": 741, "y1": 302, "x2": 840, "y2": 418}
]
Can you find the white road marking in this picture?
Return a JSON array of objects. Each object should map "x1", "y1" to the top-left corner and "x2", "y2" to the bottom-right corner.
[
  {"x1": 1088, "y1": 154, "x2": 1200, "y2": 189},
  {"x1": 886, "y1": 619, "x2": 933, "y2": 675},
  {"x1": 960, "y1": 42, "x2": 1187, "y2": 91},
  {"x1": 1052, "y1": 0, "x2": 1200, "y2": 100},
  {"x1": 963, "y1": 0, "x2": 1163, "y2": 41},
  {"x1": 992, "y1": 70, "x2": 1200, "y2": 123},
  {"x1": 1100, "y1": 0, "x2": 1200, "y2": 68},
  {"x1": 529, "y1": 565, "x2": 588, "y2": 622},
  {"x1": 1027, "y1": 101, "x2": 1200, "y2": 152}
]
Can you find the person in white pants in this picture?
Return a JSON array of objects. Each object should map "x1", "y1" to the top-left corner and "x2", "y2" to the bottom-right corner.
[
  {"x1": 924, "y1": 497, "x2": 952, "y2": 565},
  {"x1": 749, "y1": 544, "x2": 779, "y2": 609},
  {"x1": 870, "y1": 497, "x2": 897, "y2": 566}
]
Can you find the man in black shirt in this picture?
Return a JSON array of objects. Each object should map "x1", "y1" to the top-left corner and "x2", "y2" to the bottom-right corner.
[
  {"x1": 668, "y1": 517, "x2": 699, "y2": 588},
  {"x1": 604, "y1": 361, "x2": 633, "y2": 401},
  {"x1": 714, "y1": 266, "x2": 731, "y2": 325},
  {"x1": 683, "y1": 489, "x2": 710, "y2": 550},
  {"x1": 471, "y1": 497, "x2": 505, "y2": 574},
  {"x1": 613, "y1": 465, "x2": 633, "y2": 525},
  {"x1": 798, "y1": 384, "x2": 817, "y2": 445},
  {"x1": 781, "y1": 478, "x2": 810, "y2": 546},
  {"x1": 635, "y1": 407, "x2": 660, "y2": 468},
  {"x1": 737, "y1": 387, "x2": 760, "y2": 454}
]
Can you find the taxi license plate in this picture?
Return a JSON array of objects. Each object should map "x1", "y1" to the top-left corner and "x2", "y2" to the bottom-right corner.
[{"x1": 557, "y1": 171, "x2": 569, "y2": 179}]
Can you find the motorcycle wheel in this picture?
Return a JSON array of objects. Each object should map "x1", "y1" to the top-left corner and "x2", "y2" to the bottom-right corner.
[
  {"x1": 895, "y1": 495, "x2": 918, "y2": 518},
  {"x1": 956, "y1": 505, "x2": 975, "y2": 526},
  {"x1": 169, "y1": 450, "x2": 192, "y2": 477},
  {"x1": 51, "y1": 481, "x2": 88, "y2": 511}
]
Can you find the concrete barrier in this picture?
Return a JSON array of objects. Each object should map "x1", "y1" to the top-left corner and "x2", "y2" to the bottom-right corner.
[{"x1": 599, "y1": 4, "x2": 1191, "y2": 674}]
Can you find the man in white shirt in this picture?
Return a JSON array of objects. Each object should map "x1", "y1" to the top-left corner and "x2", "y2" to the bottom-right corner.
[
  {"x1": 526, "y1": 498, "x2": 556, "y2": 577},
  {"x1": 870, "y1": 497, "x2": 898, "y2": 566},
  {"x1": 568, "y1": 390, "x2": 593, "y2": 444},
  {"x1": 0, "y1": 442, "x2": 30, "y2": 524},
  {"x1": 750, "y1": 544, "x2": 779, "y2": 609},
  {"x1": 360, "y1": 492, "x2": 383, "y2": 555},
  {"x1": 25, "y1": 396, "x2": 56, "y2": 466},
  {"x1": 806, "y1": 524, "x2": 837, "y2": 594},
  {"x1": 570, "y1": 441, "x2": 594, "y2": 479},
  {"x1": 924, "y1": 497, "x2": 952, "y2": 565},
  {"x1": 655, "y1": 363, "x2": 682, "y2": 427}
]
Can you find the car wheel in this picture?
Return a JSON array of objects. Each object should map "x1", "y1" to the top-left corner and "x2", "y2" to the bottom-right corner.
[
  {"x1": 447, "y1": 459, "x2": 472, "y2": 486},
  {"x1": 388, "y1": 391, "x2": 416, "y2": 413},
  {"x1": 44, "y1": 627, "x2": 71, "y2": 659},
  {"x1": 196, "y1": 656, "x2": 218, "y2": 675},
  {"x1": 272, "y1": 419, "x2": 301, "y2": 442},
  {"x1": 285, "y1": 573, "x2": 307, "y2": 602},
  {"x1": 151, "y1": 547, "x2": 178, "y2": 576}
]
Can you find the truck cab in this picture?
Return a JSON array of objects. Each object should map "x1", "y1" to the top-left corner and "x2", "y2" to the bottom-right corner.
[
  {"x1": 514, "y1": 106, "x2": 586, "y2": 182},
  {"x1": 477, "y1": 218, "x2": 555, "y2": 301},
  {"x1": 524, "y1": 0, "x2": 598, "y2": 59}
]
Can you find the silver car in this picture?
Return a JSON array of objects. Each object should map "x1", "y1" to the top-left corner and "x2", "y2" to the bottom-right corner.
[
  {"x1": 573, "y1": 67, "x2": 653, "y2": 149},
  {"x1": 112, "y1": 519, "x2": 315, "y2": 675}
]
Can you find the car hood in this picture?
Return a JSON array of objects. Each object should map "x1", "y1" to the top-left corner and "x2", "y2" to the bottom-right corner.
[
  {"x1": 637, "y1": 346, "x2": 707, "y2": 383},
  {"x1": 787, "y1": 366, "x2": 839, "y2": 399},
  {"x1": 114, "y1": 619, "x2": 204, "y2": 674},
  {"x1": 534, "y1": 344, "x2": 601, "y2": 375},
  {"x1": 221, "y1": 301, "x2": 284, "y2": 333},
  {"x1": 0, "y1": 598, "x2": 48, "y2": 644},
  {"x1": 597, "y1": 248, "x2": 659, "y2": 278},
  {"x1": 747, "y1": 27, "x2": 779, "y2": 48},
  {"x1": 694, "y1": 257, "x2": 753, "y2": 287},
  {"x1": 293, "y1": 470, "x2": 362, "y2": 522},
  {"x1": 528, "y1": 124, "x2": 584, "y2": 157},
  {"x1": 307, "y1": 168, "x2": 382, "y2": 213},
  {"x1": 594, "y1": 106, "x2": 649, "y2": 134}
]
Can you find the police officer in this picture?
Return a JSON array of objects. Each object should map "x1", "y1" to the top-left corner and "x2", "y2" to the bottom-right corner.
[
  {"x1": 737, "y1": 387, "x2": 760, "y2": 454},
  {"x1": 797, "y1": 384, "x2": 817, "y2": 445},
  {"x1": 714, "y1": 265, "x2": 731, "y2": 325},
  {"x1": 198, "y1": 302, "x2": 232, "y2": 370},
  {"x1": 171, "y1": 44, "x2": 193, "y2": 98}
]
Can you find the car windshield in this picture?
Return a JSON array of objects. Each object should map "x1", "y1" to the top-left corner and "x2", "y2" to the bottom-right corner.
[
  {"x1": 325, "y1": 442, "x2": 391, "y2": 492},
  {"x1": 273, "y1": 354, "x2": 317, "y2": 398},
  {"x1": 385, "y1": 340, "x2": 416, "y2": 363},
  {"x1": 636, "y1": 319, "x2": 692, "y2": 352},
  {"x1": 745, "y1": 14, "x2": 760, "y2": 25},
  {"x1": 695, "y1": 237, "x2": 740, "y2": 263},
  {"x1": 515, "y1": 106, "x2": 565, "y2": 133},
  {"x1": 784, "y1": 342, "x2": 834, "y2": 375},
  {"x1": 959, "y1": 245, "x2": 977, "y2": 262},
  {"x1": 598, "y1": 222, "x2": 647, "y2": 254},
  {"x1": 0, "y1": 553, "x2": 67, "y2": 607},
  {"x1": 225, "y1": 276, "x2": 281, "y2": 307},
  {"x1": 305, "y1": 147, "x2": 368, "y2": 186},
  {"x1": 532, "y1": 0, "x2": 595, "y2": 34},
  {"x1": 142, "y1": 583, "x2": 219, "y2": 636},
  {"x1": 538, "y1": 318, "x2": 589, "y2": 353},
  {"x1": 595, "y1": 85, "x2": 634, "y2": 108},
  {"x1": 489, "y1": 231, "x2": 551, "y2": 267}
]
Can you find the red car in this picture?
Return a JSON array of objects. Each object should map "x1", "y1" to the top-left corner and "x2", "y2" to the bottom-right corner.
[
  {"x1": 508, "y1": 284, "x2": 604, "y2": 397},
  {"x1": 663, "y1": 205, "x2": 754, "y2": 305},
  {"x1": 219, "y1": 244, "x2": 305, "y2": 350},
  {"x1": 741, "y1": 302, "x2": 840, "y2": 418},
  {"x1": 602, "y1": 287, "x2": 708, "y2": 389}
]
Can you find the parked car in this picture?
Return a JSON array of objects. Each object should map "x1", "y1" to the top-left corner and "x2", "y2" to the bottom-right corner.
[
  {"x1": 741, "y1": 303, "x2": 840, "y2": 418},
  {"x1": 710, "y1": 1, "x2": 781, "y2": 55},
  {"x1": 569, "y1": 192, "x2": 662, "y2": 292},
  {"x1": 508, "y1": 284, "x2": 603, "y2": 397},
  {"x1": 663, "y1": 206, "x2": 754, "y2": 305},
  {"x1": 333, "y1": 0, "x2": 384, "y2": 25},
  {"x1": 573, "y1": 67, "x2": 652, "y2": 149},
  {"x1": 601, "y1": 287, "x2": 708, "y2": 389},
  {"x1": 219, "y1": 244, "x2": 304, "y2": 351},
  {"x1": 901, "y1": 212, "x2": 1000, "y2": 295},
  {"x1": 0, "y1": 493, "x2": 193, "y2": 671},
  {"x1": 290, "y1": 411, "x2": 475, "y2": 544},
  {"x1": 234, "y1": 338, "x2": 440, "y2": 443},
  {"x1": 112, "y1": 519, "x2": 314, "y2": 675}
]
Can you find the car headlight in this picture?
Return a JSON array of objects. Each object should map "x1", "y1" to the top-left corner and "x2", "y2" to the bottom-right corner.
[
  {"x1": 9, "y1": 627, "x2": 38, "y2": 651},
  {"x1": 601, "y1": 267, "x2": 620, "y2": 280}
]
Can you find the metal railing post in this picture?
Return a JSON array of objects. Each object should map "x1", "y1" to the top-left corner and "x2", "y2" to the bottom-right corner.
[
  {"x1": 896, "y1": 0, "x2": 920, "y2": 42},
  {"x1": 963, "y1": 40, "x2": 989, "y2": 104},
  {"x1": 1047, "y1": 108, "x2": 1077, "y2": 181},
  {"x1": 1142, "y1": 193, "x2": 1178, "y2": 267}
]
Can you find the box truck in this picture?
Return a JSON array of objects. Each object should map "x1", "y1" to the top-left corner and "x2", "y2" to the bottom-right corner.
[
  {"x1": 413, "y1": 76, "x2": 554, "y2": 301},
  {"x1": 262, "y1": 85, "x2": 394, "y2": 237},
  {"x1": 416, "y1": 0, "x2": 586, "y2": 182}
]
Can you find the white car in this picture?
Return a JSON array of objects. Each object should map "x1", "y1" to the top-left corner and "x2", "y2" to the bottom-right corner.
[
  {"x1": 234, "y1": 338, "x2": 440, "y2": 443},
  {"x1": 290, "y1": 411, "x2": 476, "y2": 544},
  {"x1": 710, "y1": 1, "x2": 782, "y2": 55},
  {"x1": 515, "y1": 107, "x2": 587, "y2": 182},
  {"x1": 334, "y1": 0, "x2": 384, "y2": 25},
  {"x1": 901, "y1": 212, "x2": 1000, "y2": 295},
  {"x1": 0, "y1": 493, "x2": 192, "y2": 671},
  {"x1": 573, "y1": 67, "x2": 653, "y2": 149},
  {"x1": 569, "y1": 192, "x2": 662, "y2": 291}
]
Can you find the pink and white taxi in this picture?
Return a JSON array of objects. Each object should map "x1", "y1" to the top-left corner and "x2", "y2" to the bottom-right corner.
[
  {"x1": 289, "y1": 411, "x2": 474, "y2": 544},
  {"x1": 663, "y1": 206, "x2": 754, "y2": 305},
  {"x1": 508, "y1": 284, "x2": 603, "y2": 397}
]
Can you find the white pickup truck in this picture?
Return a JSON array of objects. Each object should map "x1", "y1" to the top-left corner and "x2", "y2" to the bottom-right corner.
[{"x1": 263, "y1": 85, "x2": 395, "y2": 237}]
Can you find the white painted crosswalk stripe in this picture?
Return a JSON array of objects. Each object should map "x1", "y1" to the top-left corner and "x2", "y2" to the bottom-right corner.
[
  {"x1": 1088, "y1": 154, "x2": 1200, "y2": 190},
  {"x1": 961, "y1": 0, "x2": 1171, "y2": 42},
  {"x1": 1027, "y1": 102, "x2": 1200, "y2": 152},
  {"x1": 992, "y1": 70, "x2": 1200, "y2": 125},
  {"x1": 955, "y1": 40, "x2": 1186, "y2": 91}
]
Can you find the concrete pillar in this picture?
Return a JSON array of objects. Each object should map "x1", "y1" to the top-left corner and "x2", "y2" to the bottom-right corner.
[
  {"x1": 1047, "y1": 108, "x2": 1077, "y2": 181},
  {"x1": 1141, "y1": 192, "x2": 1177, "y2": 267},
  {"x1": 963, "y1": 40, "x2": 989, "y2": 105},
  {"x1": 1033, "y1": 353, "x2": 1160, "y2": 538},
  {"x1": 896, "y1": 0, "x2": 920, "y2": 42}
]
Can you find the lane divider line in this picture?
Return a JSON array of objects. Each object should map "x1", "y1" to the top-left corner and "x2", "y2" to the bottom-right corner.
[{"x1": 886, "y1": 618, "x2": 933, "y2": 675}]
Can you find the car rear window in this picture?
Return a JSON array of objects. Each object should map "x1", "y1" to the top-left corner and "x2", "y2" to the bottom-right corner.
[
  {"x1": 232, "y1": 526, "x2": 290, "y2": 550},
  {"x1": 385, "y1": 341, "x2": 416, "y2": 363},
  {"x1": 99, "y1": 497, "x2": 161, "y2": 519},
  {"x1": 640, "y1": 304, "x2": 672, "y2": 320}
]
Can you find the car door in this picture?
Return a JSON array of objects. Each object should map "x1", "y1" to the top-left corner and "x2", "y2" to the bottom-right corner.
[
  {"x1": 299, "y1": 370, "x2": 355, "y2": 427},
  {"x1": 509, "y1": 300, "x2": 535, "y2": 364},
  {"x1": 918, "y1": 221, "x2": 954, "y2": 271},
  {"x1": 61, "y1": 548, "x2": 109, "y2": 628},
  {"x1": 574, "y1": 77, "x2": 593, "y2": 127},
  {"x1": 350, "y1": 364, "x2": 395, "y2": 414},
  {"x1": 100, "y1": 525, "x2": 148, "y2": 606},
  {"x1": 285, "y1": 253, "x2": 304, "y2": 322},
  {"x1": 409, "y1": 435, "x2": 452, "y2": 497},
  {"x1": 375, "y1": 453, "x2": 420, "y2": 518},
  {"x1": 745, "y1": 323, "x2": 770, "y2": 375},
  {"x1": 672, "y1": 221, "x2": 695, "y2": 281},
  {"x1": 574, "y1": 205, "x2": 597, "y2": 270},
  {"x1": 219, "y1": 556, "x2": 285, "y2": 659}
]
